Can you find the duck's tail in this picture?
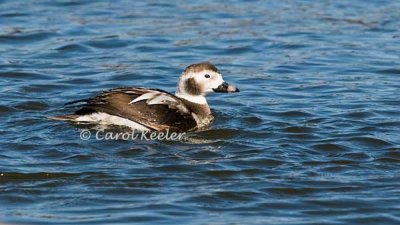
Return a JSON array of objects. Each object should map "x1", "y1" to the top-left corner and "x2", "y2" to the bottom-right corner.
[{"x1": 48, "y1": 114, "x2": 79, "y2": 121}]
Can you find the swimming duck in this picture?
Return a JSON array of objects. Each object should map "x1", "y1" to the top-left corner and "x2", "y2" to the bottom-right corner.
[{"x1": 50, "y1": 62, "x2": 239, "y2": 131}]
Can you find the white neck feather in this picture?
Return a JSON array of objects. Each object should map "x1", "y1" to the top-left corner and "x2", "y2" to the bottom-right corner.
[{"x1": 175, "y1": 92, "x2": 207, "y2": 105}]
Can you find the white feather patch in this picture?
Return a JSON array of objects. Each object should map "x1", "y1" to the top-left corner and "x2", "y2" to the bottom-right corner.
[
  {"x1": 129, "y1": 92, "x2": 158, "y2": 104},
  {"x1": 129, "y1": 91, "x2": 190, "y2": 114},
  {"x1": 176, "y1": 104, "x2": 189, "y2": 114},
  {"x1": 75, "y1": 112, "x2": 150, "y2": 131},
  {"x1": 147, "y1": 94, "x2": 177, "y2": 105},
  {"x1": 175, "y1": 93, "x2": 207, "y2": 105}
]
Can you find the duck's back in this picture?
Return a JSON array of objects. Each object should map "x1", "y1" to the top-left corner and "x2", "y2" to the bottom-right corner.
[{"x1": 55, "y1": 87, "x2": 199, "y2": 131}]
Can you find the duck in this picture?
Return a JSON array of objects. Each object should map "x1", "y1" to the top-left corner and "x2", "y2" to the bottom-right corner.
[{"x1": 50, "y1": 62, "x2": 239, "y2": 132}]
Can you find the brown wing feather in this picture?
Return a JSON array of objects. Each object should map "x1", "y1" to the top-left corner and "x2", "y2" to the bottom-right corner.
[{"x1": 75, "y1": 87, "x2": 197, "y2": 131}]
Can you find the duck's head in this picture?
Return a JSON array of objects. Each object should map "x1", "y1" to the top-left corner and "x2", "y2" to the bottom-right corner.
[{"x1": 176, "y1": 62, "x2": 239, "y2": 103}]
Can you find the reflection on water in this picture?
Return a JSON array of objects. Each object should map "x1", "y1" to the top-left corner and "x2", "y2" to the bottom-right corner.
[{"x1": 1, "y1": 0, "x2": 400, "y2": 224}]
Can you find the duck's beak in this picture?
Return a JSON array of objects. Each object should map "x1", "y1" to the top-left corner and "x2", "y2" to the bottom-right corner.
[{"x1": 213, "y1": 82, "x2": 240, "y2": 93}]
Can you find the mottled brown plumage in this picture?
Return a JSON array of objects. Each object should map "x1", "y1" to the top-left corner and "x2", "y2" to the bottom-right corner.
[
  {"x1": 183, "y1": 62, "x2": 219, "y2": 74},
  {"x1": 184, "y1": 78, "x2": 202, "y2": 96},
  {"x1": 72, "y1": 87, "x2": 199, "y2": 131}
]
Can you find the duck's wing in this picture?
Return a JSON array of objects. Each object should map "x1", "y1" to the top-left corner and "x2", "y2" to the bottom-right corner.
[{"x1": 73, "y1": 87, "x2": 197, "y2": 131}]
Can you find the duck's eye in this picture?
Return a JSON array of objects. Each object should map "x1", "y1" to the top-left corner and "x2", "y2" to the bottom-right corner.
[{"x1": 204, "y1": 74, "x2": 211, "y2": 78}]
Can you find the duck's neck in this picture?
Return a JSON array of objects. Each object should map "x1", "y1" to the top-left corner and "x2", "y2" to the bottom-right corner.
[
  {"x1": 175, "y1": 92, "x2": 211, "y2": 116},
  {"x1": 175, "y1": 92, "x2": 207, "y2": 105}
]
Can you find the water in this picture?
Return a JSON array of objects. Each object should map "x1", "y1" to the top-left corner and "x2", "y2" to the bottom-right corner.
[{"x1": 1, "y1": 0, "x2": 400, "y2": 224}]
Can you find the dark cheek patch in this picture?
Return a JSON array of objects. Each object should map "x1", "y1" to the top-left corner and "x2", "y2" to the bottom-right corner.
[{"x1": 184, "y1": 78, "x2": 202, "y2": 95}]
